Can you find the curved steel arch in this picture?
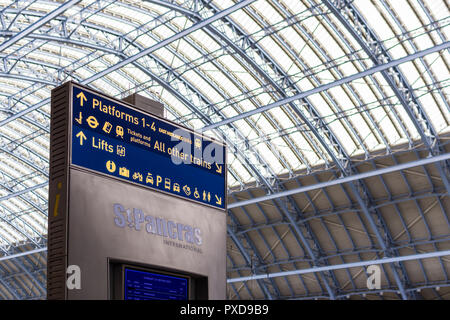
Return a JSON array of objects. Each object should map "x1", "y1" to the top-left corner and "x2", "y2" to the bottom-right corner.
[
  {"x1": 323, "y1": 0, "x2": 438, "y2": 148},
  {"x1": 0, "y1": 152, "x2": 48, "y2": 209},
  {"x1": 1, "y1": 2, "x2": 312, "y2": 186},
  {"x1": 0, "y1": 0, "x2": 428, "y2": 300},
  {"x1": 379, "y1": 1, "x2": 449, "y2": 114},
  {"x1": 320, "y1": 0, "x2": 450, "y2": 299},
  {"x1": 0, "y1": 141, "x2": 48, "y2": 178},
  {"x1": 0, "y1": 0, "x2": 448, "y2": 300},
  {"x1": 157, "y1": 4, "x2": 347, "y2": 296},
  {"x1": 0, "y1": 5, "x2": 303, "y2": 191},
  {"x1": 155, "y1": 1, "x2": 380, "y2": 295},
  {"x1": 0, "y1": 183, "x2": 47, "y2": 247},
  {"x1": 15, "y1": 6, "x2": 298, "y2": 298},
  {"x1": 203, "y1": 0, "x2": 448, "y2": 299},
  {"x1": 192, "y1": 0, "x2": 410, "y2": 298},
  {"x1": 0, "y1": 9, "x2": 278, "y2": 198}
]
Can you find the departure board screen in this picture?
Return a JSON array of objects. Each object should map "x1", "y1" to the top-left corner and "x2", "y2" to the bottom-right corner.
[{"x1": 124, "y1": 267, "x2": 189, "y2": 300}]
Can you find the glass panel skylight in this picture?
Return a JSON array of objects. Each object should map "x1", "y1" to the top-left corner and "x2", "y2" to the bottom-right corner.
[{"x1": 0, "y1": 0, "x2": 447, "y2": 250}]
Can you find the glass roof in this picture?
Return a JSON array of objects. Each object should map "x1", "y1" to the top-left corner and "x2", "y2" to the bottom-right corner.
[{"x1": 0, "y1": 0, "x2": 448, "y2": 299}]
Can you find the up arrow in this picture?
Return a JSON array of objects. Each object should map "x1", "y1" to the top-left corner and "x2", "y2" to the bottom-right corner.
[
  {"x1": 76, "y1": 131, "x2": 87, "y2": 145},
  {"x1": 76, "y1": 91, "x2": 87, "y2": 107}
]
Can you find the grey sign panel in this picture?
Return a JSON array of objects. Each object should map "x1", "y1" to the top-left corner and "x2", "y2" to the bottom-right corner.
[
  {"x1": 67, "y1": 169, "x2": 226, "y2": 299},
  {"x1": 48, "y1": 81, "x2": 227, "y2": 300}
]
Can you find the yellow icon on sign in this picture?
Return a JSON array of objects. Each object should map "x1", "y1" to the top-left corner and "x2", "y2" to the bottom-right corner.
[
  {"x1": 146, "y1": 173, "x2": 154, "y2": 185},
  {"x1": 183, "y1": 185, "x2": 191, "y2": 196},
  {"x1": 75, "y1": 131, "x2": 87, "y2": 145},
  {"x1": 116, "y1": 125, "x2": 124, "y2": 138},
  {"x1": 164, "y1": 178, "x2": 171, "y2": 190},
  {"x1": 194, "y1": 187, "x2": 200, "y2": 199},
  {"x1": 117, "y1": 145, "x2": 126, "y2": 157},
  {"x1": 76, "y1": 91, "x2": 87, "y2": 106},
  {"x1": 103, "y1": 121, "x2": 113, "y2": 134},
  {"x1": 106, "y1": 160, "x2": 116, "y2": 173},
  {"x1": 75, "y1": 112, "x2": 82, "y2": 124},
  {"x1": 173, "y1": 183, "x2": 180, "y2": 193},
  {"x1": 215, "y1": 195, "x2": 222, "y2": 205},
  {"x1": 132, "y1": 172, "x2": 143, "y2": 182},
  {"x1": 86, "y1": 116, "x2": 99, "y2": 129},
  {"x1": 119, "y1": 167, "x2": 129, "y2": 178},
  {"x1": 156, "y1": 175, "x2": 162, "y2": 187}
]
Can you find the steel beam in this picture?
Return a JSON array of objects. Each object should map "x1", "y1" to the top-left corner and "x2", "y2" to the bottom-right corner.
[
  {"x1": 91, "y1": 9, "x2": 339, "y2": 300},
  {"x1": 0, "y1": 0, "x2": 81, "y2": 52},
  {"x1": 227, "y1": 250, "x2": 450, "y2": 283},
  {"x1": 229, "y1": 153, "x2": 450, "y2": 208},
  {"x1": 227, "y1": 226, "x2": 274, "y2": 299},
  {"x1": 201, "y1": 41, "x2": 450, "y2": 132},
  {"x1": 0, "y1": 183, "x2": 47, "y2": 202},
  {"x1": 142, "y1": 0, "x2": 198, "y2": 17},
  {"x1": 0, "y1": 4, "x2": 287, "y2": 298},
  {"x1": 0, "y1": 1, "x2": 255, "y2": 128},
  {"x1": 0, "y1": 247, "x2": 47, "y2": 263},
  {"x1": 209, "y1": 4, "x2": 413, "y2": 299},
  {"x1": 82, "y1": 0, "x2": 255, "y2": 84},
  {"x1": 0, "y1": 276, "x2": 20, "y2": 299},
  {"x1": 322, "y1": 0, "x2": 450, "y2": 254},
  {"x1": 323, "y1": 0, "x2": 436, "y2": 147}
]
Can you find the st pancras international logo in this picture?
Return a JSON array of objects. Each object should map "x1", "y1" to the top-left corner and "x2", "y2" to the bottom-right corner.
[{"x1": 112, "y1": 203, "x2": 203, "y2": 254}]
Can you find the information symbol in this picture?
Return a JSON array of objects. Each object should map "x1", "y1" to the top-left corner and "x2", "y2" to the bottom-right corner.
[{"x1": 106, "y1": 160, "x2": 116, "y2": 173}]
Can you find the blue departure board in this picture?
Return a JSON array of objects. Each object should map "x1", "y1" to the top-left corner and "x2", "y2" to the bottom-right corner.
[
  {"x1": 124, "y1": 268, "x2": 188, "y2": 300},
  {"x1": 70, "y1": 84, "x2": 226, "y2": 209}
]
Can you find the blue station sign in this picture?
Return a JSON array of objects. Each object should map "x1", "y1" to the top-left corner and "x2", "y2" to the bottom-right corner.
[{"x1": 70, "y1": 84, "x2": 226, "y2": 209}]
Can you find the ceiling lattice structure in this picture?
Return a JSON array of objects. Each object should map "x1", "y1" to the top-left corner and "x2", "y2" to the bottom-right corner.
[{"x1": 0, "y1": 0, "x2": 448, "y2": 299}]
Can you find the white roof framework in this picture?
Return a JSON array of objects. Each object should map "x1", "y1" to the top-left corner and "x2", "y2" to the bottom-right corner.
[{"x1": 0, "y1": 0, "x2": 448, "y2": 299}]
